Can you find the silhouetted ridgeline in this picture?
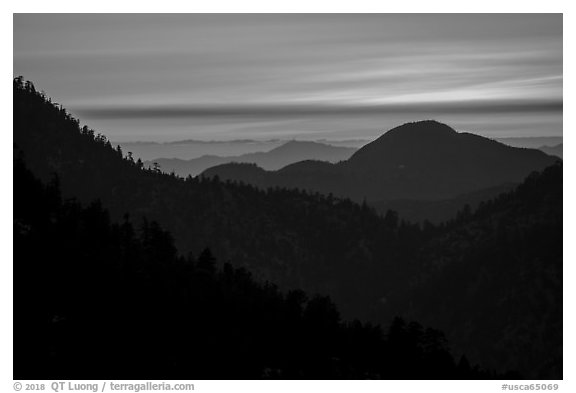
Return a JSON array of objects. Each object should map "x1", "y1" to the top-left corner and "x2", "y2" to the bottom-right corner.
[
  {"x1": 17, "y1": 157, "x2": 504, "y2": 379},
  {"x1": 393, "y1": 163, "x2": 562, "y2": 378},
  {"x1": 202, "y1": 120, "x2": 557, "y2": 224},
  {"x1": 13, "y1": 78, "x2": 562, "y2": 378},
  {"x1": 202, "y1": 120, "x2": 556, "y2": 202},
  {"x1": 145, "y1": 140, "x2": 357, "y2": 177},
  {"x1": 14, "y1": 77, "x2": 423, "y2": 323},
  {"x1": 371, "y1": 182, "x2": 518, "y2": 224}
]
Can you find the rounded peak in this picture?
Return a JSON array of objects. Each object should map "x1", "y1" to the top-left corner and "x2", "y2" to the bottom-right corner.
[
  {"x1": 383, "y1": 120, "x2": 458, "y2": 139},
  {"x1": 202, "y1": 161, "x2": 266, "y2": 176},
  {"x1": 347, "y1": 120, "x2": 461, "y2": 166},
  {"x1": 279, "y1": 159, "x2": 338, "y2": 175}
]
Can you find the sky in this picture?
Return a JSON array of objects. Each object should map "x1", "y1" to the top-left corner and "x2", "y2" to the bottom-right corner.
[{"x1": 13, "y1": 14, "x2": 562, "y2": 142}]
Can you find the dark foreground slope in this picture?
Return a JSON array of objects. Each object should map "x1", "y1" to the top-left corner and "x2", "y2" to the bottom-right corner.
[
  {"x1": 389, "y1": 163, "x2": 563, "y2": 379},
  {"x1": 371, "y1": 183, "x2": 517, "y2": 224},
  {"x1": 13, "y1": 78, "x2": 562, "y2": 378},
  {"x1": 13, "y1": 78, "x2": 411, "y2": 321},
  {"x1": 203, "y1": 121, "x2": 556, "y2": 202},
  {"x1": 16, "y1": 159, "x2": 490, "y2": 379}
]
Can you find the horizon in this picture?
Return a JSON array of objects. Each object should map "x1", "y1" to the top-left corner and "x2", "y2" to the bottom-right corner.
[
  {"x1": 14, "y1": 14, "x2": 562, "y2": 142},
  {"x1": 105, "y1": 119, "x2": 562, "y2": 162},
  {"x1": 109, "y1": 131, "x2": 564, "y2": 145}
]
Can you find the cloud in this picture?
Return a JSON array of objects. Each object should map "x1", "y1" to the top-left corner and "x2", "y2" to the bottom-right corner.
[
  {"x1": 74, "y1": 98, "x2": 561, "y2": 121},
  {"x1": 14, "y1": 14, "x2": 562, "y2": 140}
]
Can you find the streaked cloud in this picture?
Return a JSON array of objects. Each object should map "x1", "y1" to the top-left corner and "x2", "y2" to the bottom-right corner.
[
  {"x1": 74, "y1": 99, "x2": 561, "y2": 120},
  {"x1": 13, "y1": 14, "x2": 562, "y2": 140}
]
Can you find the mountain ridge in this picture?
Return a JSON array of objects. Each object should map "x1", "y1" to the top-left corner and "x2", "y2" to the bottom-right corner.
[
  {"x1": 538, "y1": 143, "x2": 563, "y2": 159},
  {"x1": 146, "y1": 140, "x2": 356, "y2": 177},
  {"x1": 203, "y1": 120, "x2": 557, "y2": 202}
]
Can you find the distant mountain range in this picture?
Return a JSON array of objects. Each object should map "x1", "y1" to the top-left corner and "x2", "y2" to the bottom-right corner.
[
  {"x1": 495, "y1": 136, "x2": 562, "y2": 149},
  {"x1": 117, "y1": 135, "x2": 561, "y2": 168},
  {"x1": 115, "y1": 138, "x2": 366, "y2": 161},
  {"x1": 538, "y1": 144, "x2": 563, "y2": 159},
  {"x1": 118, "y1": 138, "x2": 368, "y2": 147},
  {"x1": 145, "y1": 141, "x2": 357, "y2": 177},
  {"x1": 203, "y1": 121, "x2": 558, "y2": 203}
]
